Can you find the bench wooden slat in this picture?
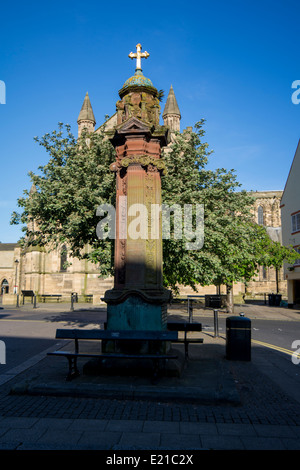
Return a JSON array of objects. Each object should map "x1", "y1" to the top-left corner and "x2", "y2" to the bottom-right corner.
[
  {"x1": 41, "y1": 294, "x2": 61, "y2": 299},
  {"x1": 48, "y1": 351, "x2": 178, "y2": 359},
  {"x1": 55, "y1": 329, "x2": 178, "y2": 341},
  {"x1": 41, "y1": 294, "x2": 62, "y2": 302},
  {"x1": 176, "y1": 338, "x2": 203, "y2": 343}
]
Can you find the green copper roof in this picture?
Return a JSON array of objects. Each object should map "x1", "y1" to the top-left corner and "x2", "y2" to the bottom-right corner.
[
  {"x1": 162, "y1": 85, "x2": 181, "y2": 117},
  {"x1": 77, "y1": 92, "x2": 96, "y2": 124},
  {"x1": 119, "y1": 70, "x2": 157, "y2": 98},
  {"x1": 123, "y1": 70, "x2": 154, "y2": 88}
]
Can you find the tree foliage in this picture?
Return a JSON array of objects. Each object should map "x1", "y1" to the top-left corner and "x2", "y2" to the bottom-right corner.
[
  {"x1": 11, "y1": 123, "x2": 116, "y2": 276},
  {"x1": 11, "y1": 120, "x2": 299, "y2": 298},
  {"x1": 161, "y1": 122, "x2": 298, "y2": 295}
]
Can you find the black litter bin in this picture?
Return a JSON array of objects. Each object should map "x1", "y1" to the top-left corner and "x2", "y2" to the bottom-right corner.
[
  {"x1": 275, "y1": 294, "x2": 282, "y2": 306},
  {"x1": 226, "y1": 316, "x2": 251, "y2": 361},
  {"x1": 268, "y1": 294, "x2": 275, "y2": 306}
]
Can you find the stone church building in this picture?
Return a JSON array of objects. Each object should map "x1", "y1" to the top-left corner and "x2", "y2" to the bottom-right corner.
[{"x1": 0, "y1": 85, "x2": 285, "y2": 304}]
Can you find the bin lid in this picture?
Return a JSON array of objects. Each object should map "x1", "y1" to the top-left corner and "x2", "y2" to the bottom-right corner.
[{"x1": 226, "y1": 316, "x2": 251, "y2": 327}]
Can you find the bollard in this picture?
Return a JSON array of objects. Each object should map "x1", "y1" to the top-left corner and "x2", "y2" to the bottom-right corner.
[
  {"x1": 188, "y1": 298, "x2": 193, "y2": 323},
  {"x1": 16, "y1": 294, "x2": 19, "y2": 308},
  {"x1": 70, "y1": 293, "x2": 74, "y2": 311},
  {"x1": 213, "y1": 309, "x2": 219, "y2": 337},
  {"x1": 33, "y1": 294, "x2": 37, "y2": 308}
]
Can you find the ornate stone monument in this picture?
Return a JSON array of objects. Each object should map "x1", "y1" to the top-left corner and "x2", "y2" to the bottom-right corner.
[{"x1": 104, "y1": 44, "x2": 171, "y2": 337}]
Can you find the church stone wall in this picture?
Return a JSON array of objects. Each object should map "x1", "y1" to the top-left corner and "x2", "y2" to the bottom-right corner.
[
  {"x1": 251, "y1": 190, "x2": 282, "y2": 227},
  {"x1": 0, "y1": 244, "x2": 20, "y2": 298},
  {"x1": 17, "y1": 245, "x2": 112, "y2": 300}
]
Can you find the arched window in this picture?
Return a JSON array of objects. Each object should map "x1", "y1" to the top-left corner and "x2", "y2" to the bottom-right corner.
[
  {"x1": 1, "y1": 279, "x2": 9, "y2": 294},
  {"x1": 257, "y1": 206, "x2": 264, "y2": 225},
  {"x1": 262, "y1": 267, "x2": 267, "y2": 280},
  {"x1": 60, "y1": 245, "x2": 67, "y2": 272}
]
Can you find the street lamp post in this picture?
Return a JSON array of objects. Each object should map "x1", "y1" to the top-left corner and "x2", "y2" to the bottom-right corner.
[{"x1": 14, "y1": 259, "x2": 19, "y2": 295}]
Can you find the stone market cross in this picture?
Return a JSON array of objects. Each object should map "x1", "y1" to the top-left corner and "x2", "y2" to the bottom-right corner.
[{"x1": 103, "y1": 43, "x2": 171, "y2": 339}]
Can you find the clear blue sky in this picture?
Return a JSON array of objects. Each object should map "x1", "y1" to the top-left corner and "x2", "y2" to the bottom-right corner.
[{"x1": 0, "y1": 0, "x2": 299, "y2": 242}]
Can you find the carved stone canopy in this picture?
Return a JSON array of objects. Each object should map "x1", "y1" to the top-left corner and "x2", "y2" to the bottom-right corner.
[
  {"x1": 109, "y1": 116, "x2": 168, "y2": 149},
  {"x1": 116, "y1": 88, "x2": 160, "y2": 127},
  {"x1": 116, "y1": 116, "x2": 153, "y2": 135}
]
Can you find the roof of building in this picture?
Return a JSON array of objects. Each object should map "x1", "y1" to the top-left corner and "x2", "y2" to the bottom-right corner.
[
  {"x1": 248, "y1": 190, "x2": 283, "y2": 198},
  {"x1": 122, "y1": 70, "x2": 154, "y2": 89},
  {"x1": 119, "y1": 70, "x2": 157, "y2": 98},
  {"x1": 163, "y1": 85, "x2": 181, "y2": 117},
  {"x1": 77, "y1": 92, "x2": 96, "y2": 124},
  {"x1": 95, "y1": 112, "x2": 117, "y2": 134},
  {"x1": 0, "y1": 243, "x2": 18, "y2": 251}
]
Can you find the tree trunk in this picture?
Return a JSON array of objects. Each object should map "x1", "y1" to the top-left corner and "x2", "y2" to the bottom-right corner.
[{"x1": 225, "y1": 284, "x2": 234, "y2": 314}]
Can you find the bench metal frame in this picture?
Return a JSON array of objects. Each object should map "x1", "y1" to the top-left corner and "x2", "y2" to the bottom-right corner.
[
  {"x1": 48, "y1": 329, "x2": 178, "y2": 382},
  {"x1": 167, "y1": 322, "x2": 203, "y2": 358}
]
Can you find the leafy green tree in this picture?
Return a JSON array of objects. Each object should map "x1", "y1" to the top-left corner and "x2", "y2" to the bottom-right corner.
[
  {"x1": 255, "y1": 237, "x2": 299, "y2": 294},
  {"x1": 11, "y1": 123, "x2": 116, "y2": 277},
  {"x1": 161, "y1": 122, "x2": 298, "y2": 311},
  {"x1": 11, "y1": 120, "x2": 298, "y2": 312}
]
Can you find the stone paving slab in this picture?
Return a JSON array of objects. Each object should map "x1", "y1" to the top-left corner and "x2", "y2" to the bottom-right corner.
[
  {"x1": 239, "y1": 436, "x2": 286, "y2": 450},
  {"x1": 118, "y1": 431, "x2": 161, "y2": 448},
  {"x1": 216, "y1": 423, "x2": 257, "y2": 436},
  {"x1": 143, "y1": 421, "x2": 179, "y2": 434},
  {"x1": 0, "y1": 416, "x2": 299, "y2": 450},
  {"x1": 161, "y1": 432, "x2": 202, "y2": 449},
  {"x1": 253, "y1": 423, "x2": 296, "y2": 438},
  {"x1": 200, "y1": 434, "x2": 245, "y2": 450},
  {"x1": 106, "y1": 419, "x2": 144, "y2": 432},
  {"x1": 180, "y1": 422, "x2": 218, "y2": 435},
  {"x1": 282, "y1": 438, "x2": 300, "y2": 450}
]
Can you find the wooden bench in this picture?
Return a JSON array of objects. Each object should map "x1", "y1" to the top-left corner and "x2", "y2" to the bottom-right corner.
[
  {"x1": 41, "y1": 294, "x2": 62, "y2": 303},
  {"x1": 48, "y1": 329, "x2": 178, "y2": 382},
  {"x1": 103, "y1": 321, "x2": 203, "y2": 359},
  {"x1": 167, "y1": 321, "x2": 203, "y2": 358}
]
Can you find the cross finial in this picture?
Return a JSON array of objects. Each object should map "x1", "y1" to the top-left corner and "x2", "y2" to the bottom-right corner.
[{"x1": 128, "y1": 43, "x2": 150, "y2": 72}]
